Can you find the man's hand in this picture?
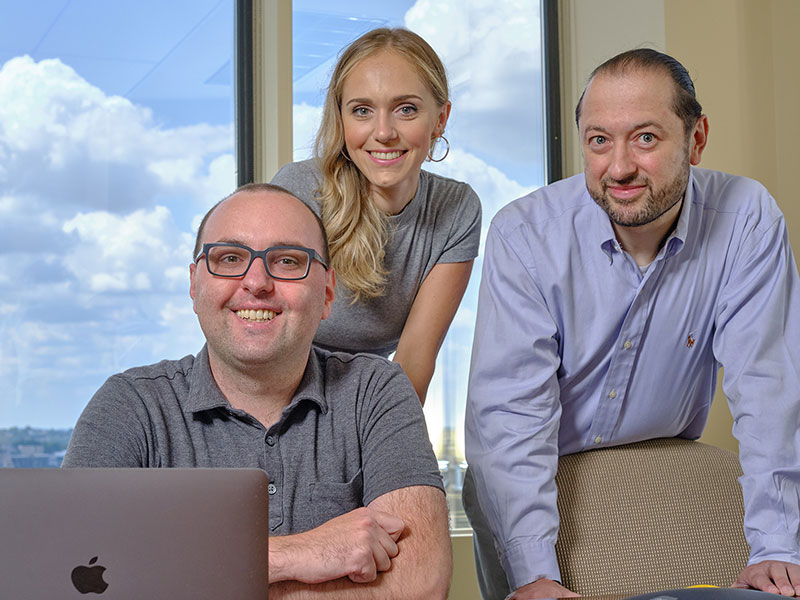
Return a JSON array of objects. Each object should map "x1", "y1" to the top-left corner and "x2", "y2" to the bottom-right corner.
[
  {"x1": 509, "y1": 578, "x2": 581, "y2": 599},
  {"x1": 269, "y1": 506, "x2": 405, "y2": 585},
  {"x1": 732, "y1": 561, "x2": 800, "y2": 596}
]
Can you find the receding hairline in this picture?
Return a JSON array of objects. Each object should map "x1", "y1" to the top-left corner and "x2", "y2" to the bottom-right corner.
[
  {"x1": 193, "y1": 184, "x2": 330, "y2": 262},
  {"x1": 575, "y1": 49, "x2": 702, "y2": 135},
  {"x1": 578, "y1": 65, "x2": 672, "y2": 123}
]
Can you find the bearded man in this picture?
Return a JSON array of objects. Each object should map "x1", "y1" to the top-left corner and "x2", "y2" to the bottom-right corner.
[{"x1": 464, "y1": 48, "x2": 800, "y2": 600}]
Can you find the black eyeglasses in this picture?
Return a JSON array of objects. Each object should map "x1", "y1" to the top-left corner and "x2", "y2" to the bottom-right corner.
[{"x1": 195, "y1": 243, "x2": 328, "y2": 280}]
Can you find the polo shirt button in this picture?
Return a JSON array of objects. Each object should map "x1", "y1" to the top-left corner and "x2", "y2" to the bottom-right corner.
[
  {"x1": 266, "y1": 435, "x2": 275, "y2": 446},
  {"x1": 608, "y1": 389, "x2": 617, "y2": 399},
  {"x1": 268, "y1": 483, "x2": 277, "y2": 495},
  {"x1": 623, "y1": 340, "x2": 632, "y2": 349},
  {"x1": 594, "y1": 436, "x2": 603, "y2": 444}
]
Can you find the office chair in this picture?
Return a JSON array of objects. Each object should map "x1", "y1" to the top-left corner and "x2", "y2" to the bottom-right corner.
[{"x1": 554, "y1": 438, "x2": 749, "y2": 597}]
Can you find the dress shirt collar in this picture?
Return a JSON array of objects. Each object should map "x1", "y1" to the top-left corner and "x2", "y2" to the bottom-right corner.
[{"x1": 594, "y1": 168, "x2": 698, "y2": 261}]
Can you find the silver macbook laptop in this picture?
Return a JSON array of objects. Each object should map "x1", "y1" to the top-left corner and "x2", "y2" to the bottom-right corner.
[{"x1": 0, "y1": 468, "x2": 270, "y2": 599}]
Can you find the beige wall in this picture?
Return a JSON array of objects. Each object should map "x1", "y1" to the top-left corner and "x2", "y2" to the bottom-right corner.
[
  {"x1": 560, "y1": 0, "x2": 666, "y2": 176},
  {"x1": 665, "y1": 0, "x2": 800, "y2": 453}
]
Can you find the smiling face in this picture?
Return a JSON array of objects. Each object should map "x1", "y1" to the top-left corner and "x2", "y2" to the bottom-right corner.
[
  {"x1": 578, "y1": 68, "x2": 707, "y2": 228},
  {"x1": 341, "y1": 50, "x2": 450, "y2": 212},
  {"x1": 189, "y1": 191, "x2": 335, "y2": 373}
]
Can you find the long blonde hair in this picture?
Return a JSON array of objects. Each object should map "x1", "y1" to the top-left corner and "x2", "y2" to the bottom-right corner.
[{"x1": 314, "y1": 28, "x2": 449, "y2": 300}]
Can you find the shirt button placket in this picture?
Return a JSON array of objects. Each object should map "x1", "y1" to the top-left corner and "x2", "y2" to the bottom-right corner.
[{"x1": 265, "y1": 433, "x2": 279, "y2": 505}]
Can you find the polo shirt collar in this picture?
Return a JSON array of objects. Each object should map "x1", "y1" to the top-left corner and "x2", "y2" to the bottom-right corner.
[
  {"x1": 285, "y1": 347, "x2": 329, "y2": 414},
  {"x1": 184, "y1": 345, "x2": 328, "y2": 415},
  {"x1": 184, "y1": 345, "x2": 229, "y2": 413}
]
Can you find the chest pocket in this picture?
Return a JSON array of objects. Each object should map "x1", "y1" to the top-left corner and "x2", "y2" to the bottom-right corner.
[{"x1": 308, "y1": 469, "x2": 364, "y2": 528}]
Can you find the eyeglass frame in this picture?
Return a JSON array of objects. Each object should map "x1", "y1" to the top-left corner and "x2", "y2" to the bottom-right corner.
[{"x1": 195, "y1": 242, "x2": 329, "y2": 281}]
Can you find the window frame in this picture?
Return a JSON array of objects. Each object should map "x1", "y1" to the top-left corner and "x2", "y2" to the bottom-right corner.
[
  {"x1": 237, "y1": 0, "x2": 562, "y2": 183},
  {"x1": 236, "y1": 0, "x2": 563, "y2": 533}
]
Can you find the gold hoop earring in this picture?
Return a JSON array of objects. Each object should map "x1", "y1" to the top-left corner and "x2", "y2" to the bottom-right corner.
[
  {"x1": 428, "y1": 135, "x2": 450, "y2": 162},
  {"x1": 340, "y1": 146, "x2": 352, "y2": 162}
]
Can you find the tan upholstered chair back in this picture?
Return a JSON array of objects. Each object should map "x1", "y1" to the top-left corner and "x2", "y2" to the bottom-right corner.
[{"x1": 554, "y1": 438, "x2": 749, "y2": 597}]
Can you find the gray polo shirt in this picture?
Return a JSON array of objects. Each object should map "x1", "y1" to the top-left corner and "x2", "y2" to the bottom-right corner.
[{"x1": 63, "y1": 346, "x2": 444, "y2": 535}]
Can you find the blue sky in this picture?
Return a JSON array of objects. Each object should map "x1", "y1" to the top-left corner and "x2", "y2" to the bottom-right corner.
[
  {"x1": 0, "y1": 0, "x2": 236, "y2": 428},
  {"x1": 0, "y1": 0, "x2": 544, "y2": 434}
]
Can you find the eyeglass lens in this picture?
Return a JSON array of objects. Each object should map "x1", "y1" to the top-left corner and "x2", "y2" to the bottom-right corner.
[{"x1": 207, "y1": 245, "x2": 310, "y2": 279}]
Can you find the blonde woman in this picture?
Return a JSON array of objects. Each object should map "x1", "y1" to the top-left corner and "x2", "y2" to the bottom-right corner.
[{"x1": 272, "y1": 28, "x2": 481, "y2": 403}]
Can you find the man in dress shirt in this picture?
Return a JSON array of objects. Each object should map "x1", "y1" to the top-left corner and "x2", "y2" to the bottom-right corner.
[
  {"x1": 464, "y1": 48, "x2": 800, "y2": 600},
  {"x1": 64, "y1": 184, "x2": 451, "y2": 599}
]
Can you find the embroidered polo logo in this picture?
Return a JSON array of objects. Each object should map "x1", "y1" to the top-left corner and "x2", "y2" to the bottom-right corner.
[{"x1": 686, "y1": 333, "x2": 695, "y2": 348}]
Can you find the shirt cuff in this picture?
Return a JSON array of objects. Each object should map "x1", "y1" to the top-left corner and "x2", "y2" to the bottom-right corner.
[
  {"x1": 500, "y1": 539, "x2": 562, "y2": 591},
  {"x1": 748, "y1": 534, "x2": 800, "y2": 565}
]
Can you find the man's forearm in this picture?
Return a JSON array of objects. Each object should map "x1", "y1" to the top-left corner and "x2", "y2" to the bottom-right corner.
[
  {"x1": 270, "y1": 486, "x2": 451, "y2": 599},
  {"x1": 269, "y1": 569, "x2": 449, "y2": 600},
  {"x1": 270, "y1": 535, "x2": 451, "y2": 600},
  {"x1": 268, "y1": 507, "x2": 404, "y2": 585}
]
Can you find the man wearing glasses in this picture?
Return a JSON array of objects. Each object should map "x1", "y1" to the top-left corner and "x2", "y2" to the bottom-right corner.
[{"x1": 64, "y1": 184, "x2": 451, "y2": 599}]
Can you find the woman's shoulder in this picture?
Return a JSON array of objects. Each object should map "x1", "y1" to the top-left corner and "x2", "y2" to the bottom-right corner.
[
  {"x1": 420, "y1": 169, "x2": 481, "y2": 214},
  {"x1": 270, "y1": 159, "x2": 323, "y2": 211},
  {"x1": 272, "y1": 158, "x2": 322, "y2": 187}
]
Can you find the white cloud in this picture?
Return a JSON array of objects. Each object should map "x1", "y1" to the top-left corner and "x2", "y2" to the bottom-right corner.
[
  {"x1": 153, "y1": 300, "x2": 204, "y2": 358},
  {"x1": 405, "y1": 0, "x2": 545, "y2": 185},
  {"x1": 0, "y1": 195, "x2": 18, "y2": 213},
  {"x1": 293, "y1": 102, "x2": 323, "y2": 162},
  {"x1": 0, "y1": 56, "x2": 233, "y2": 213},
  {"x1": 0, "y1": 54, "x2": 233, "y2": 428},
  {"x1": 198, "y1": 153, "x2": 237, "y2": 207},
  {"x1": 62, "y1": 206, "x2": 194, "y2": 293},
  {"x1": 0, "y1": 303, "x2": 18, "y2": 315}
]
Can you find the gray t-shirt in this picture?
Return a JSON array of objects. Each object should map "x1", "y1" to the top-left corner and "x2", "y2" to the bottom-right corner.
[
  {"x1": 272, "y1": 160, "x2": 482, "y2": 356},
  {"x1": 63, "y1": 346, "x2": 443, "y2": 535}
]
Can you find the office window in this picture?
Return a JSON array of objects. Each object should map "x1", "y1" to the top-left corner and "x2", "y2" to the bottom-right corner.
[
  {"x1": 0, "y1": 1, "x2": 554, "y2": 536},
  {"x1": 0, "y1": 1, "x2": 234, "y2": 466},
  {"x1": 291, "y1": 0, "x2": 548, "y2": 528}
]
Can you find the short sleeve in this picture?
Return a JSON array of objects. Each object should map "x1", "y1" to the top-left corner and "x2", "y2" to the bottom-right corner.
[
  {"x1": 62, "y1": 375, "x2": 152, "y2": 467},
  {"x1": 438, "y1": 183, "x2": 482, "y2": 264},
  {"x1": 354, "y1": 359, "x2": 444, "y2": 504}
]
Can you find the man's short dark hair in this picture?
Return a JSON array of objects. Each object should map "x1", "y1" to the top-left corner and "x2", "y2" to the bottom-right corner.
[
  {"x1": 193, "y1": 182, "x2": 330, "y2": 263},
  {"x1": 575, "y1": 48, "x2": 703, "y2": 135}
]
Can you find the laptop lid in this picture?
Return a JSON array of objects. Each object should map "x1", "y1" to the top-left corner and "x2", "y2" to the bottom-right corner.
[{"x1": 0, "y1": 468, "x2": 270, "y2": 600}]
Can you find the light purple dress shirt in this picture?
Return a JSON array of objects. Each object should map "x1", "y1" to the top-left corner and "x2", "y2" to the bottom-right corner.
[{"x1": 465, "y1": 167, "x2": 800, "y2": 590}]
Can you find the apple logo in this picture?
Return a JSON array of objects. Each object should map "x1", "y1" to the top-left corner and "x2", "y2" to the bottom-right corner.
[{"x1": 71, "y1": 556, "x2": 109, "y2": 594}]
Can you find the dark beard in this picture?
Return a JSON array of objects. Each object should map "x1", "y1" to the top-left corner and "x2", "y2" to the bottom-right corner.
[{"x1": 588, "y1": 162, "x2": 690, "y2": 228}]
